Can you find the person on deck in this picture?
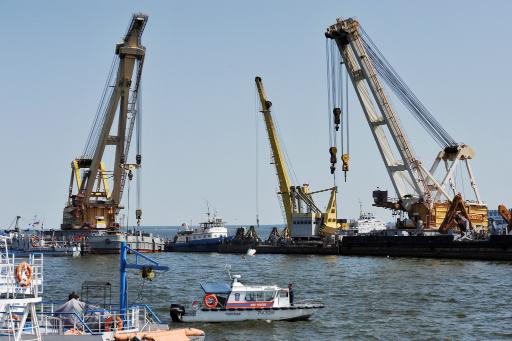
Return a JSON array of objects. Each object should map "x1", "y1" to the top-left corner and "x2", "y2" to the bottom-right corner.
[{"x1": 288, "y1": 283, "x2": 294, "y2": 306}]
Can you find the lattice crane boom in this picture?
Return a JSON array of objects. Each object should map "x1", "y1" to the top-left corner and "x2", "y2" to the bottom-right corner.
[{"x1": 325, "y1": 17, "x2": 487, "y2": 229}]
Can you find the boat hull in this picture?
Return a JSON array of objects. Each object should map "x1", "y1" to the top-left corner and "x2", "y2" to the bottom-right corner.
[
  {"x1": 166, "y1": 237, "x2": 233, "y2": 252},
  {"x1": 171, "y1": 304, "x2": 323, "y2": 323},
  {"x1": 88, "y1": 233, "x2": 165, "y2": 254}
]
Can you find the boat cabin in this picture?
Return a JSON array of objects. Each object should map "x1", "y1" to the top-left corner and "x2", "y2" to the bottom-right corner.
[{"x1": 199, "y1": 275, "x2": 291, "y2": 309}]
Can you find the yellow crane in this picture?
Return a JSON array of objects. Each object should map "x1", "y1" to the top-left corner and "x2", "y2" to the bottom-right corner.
[{"x1": 255, "y1": 76, "x2": 341, "y2": 238}]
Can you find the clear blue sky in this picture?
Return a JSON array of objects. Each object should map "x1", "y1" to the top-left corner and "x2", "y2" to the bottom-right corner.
[{"x1": 1, "y1": 0, "x2": 511, "y2": 228}]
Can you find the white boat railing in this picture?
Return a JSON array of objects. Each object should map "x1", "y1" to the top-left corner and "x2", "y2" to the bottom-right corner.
[
  {"x1": 0, "y1": 237, "x2": 43, "y2": 341},
  {"x1": 33, "y1": 302, "x2": 161, "y2": 335}
]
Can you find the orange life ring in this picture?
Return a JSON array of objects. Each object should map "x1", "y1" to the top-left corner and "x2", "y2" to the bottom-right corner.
[
  {"x1": 105, "y1": 315, "x2": 123, "y2": 332},
  {"x1": 15, "y1": 262, "x2": 33, "y2": 287},
  {"x1": 203, "y1": 294, "x2": 219, "y2": 309}
]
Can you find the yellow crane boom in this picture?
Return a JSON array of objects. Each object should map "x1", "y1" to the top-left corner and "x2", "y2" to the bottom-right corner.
[{"x1": 255, "y1": 76, "x2": 293, "y2": 237}]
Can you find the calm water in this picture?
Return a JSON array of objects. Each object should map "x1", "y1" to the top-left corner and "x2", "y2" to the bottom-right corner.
[{"x1": 40, "y1": 227, "x2": 512, "y2": 340}]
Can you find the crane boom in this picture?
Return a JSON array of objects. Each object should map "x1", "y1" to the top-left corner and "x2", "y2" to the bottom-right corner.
[
  {"x1": 84, "y1": 14, "x2": 147, "y2": 204},
  {"x1": 255, "y1": 76, "x2": 293, "y2": 236}
]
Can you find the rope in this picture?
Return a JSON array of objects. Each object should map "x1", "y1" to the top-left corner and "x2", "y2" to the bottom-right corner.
[{"x1": 135, "y1": 278, "x2": 147, "y2": 302}]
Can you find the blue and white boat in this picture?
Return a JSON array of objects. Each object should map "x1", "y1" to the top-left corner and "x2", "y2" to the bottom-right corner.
[{"x1": 167, "y1": 211, "x2": 232, "y2": 252}]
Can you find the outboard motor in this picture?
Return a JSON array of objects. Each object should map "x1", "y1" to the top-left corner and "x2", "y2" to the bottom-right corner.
[{"x1": 170, "y1": 304, "x2": 185, "y2": 322}]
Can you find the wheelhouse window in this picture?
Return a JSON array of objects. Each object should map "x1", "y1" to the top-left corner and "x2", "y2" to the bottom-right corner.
[
  {"x1": 279, "y1": 290, "x2": 288, "y2": 298},
  {"x1": 245, "y1": 291, "x2": 275, "y2": 301}
]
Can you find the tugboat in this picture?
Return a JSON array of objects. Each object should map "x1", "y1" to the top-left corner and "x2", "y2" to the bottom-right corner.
[
  {"x1": 170, "y1": 274, "x2": 324, "y2": 322},
  {"x1": 167, "y1": 210, "x2": 232, "y2": 252}
]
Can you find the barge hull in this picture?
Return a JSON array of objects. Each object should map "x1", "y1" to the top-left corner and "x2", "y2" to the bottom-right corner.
[
  {"x1": 211, "y1": 235, "x2": 512, "y2": 260},
  {"x1": 339, "y1": 235, "x2": 512, "y2": 260}
]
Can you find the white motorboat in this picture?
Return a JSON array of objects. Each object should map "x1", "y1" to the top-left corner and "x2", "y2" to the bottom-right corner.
[{"x1": 170, "y1": 275, "x2": 323, "y2": 323}]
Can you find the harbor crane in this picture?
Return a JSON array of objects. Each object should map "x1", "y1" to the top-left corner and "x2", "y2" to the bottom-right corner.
[
  {"x1": 255, "y1": 76, "x2": 340, "y2": 238},
  {"x1": 62, "y1": 14, "x2": 147, "y2": 230},
  {"x1": 324, "y1": 17, "x2": 488, "y2": 231}
]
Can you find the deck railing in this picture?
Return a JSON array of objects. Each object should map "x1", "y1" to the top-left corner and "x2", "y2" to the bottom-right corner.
[{"x1": 10, "y1": 302, "x2": 164, "y2": 335}]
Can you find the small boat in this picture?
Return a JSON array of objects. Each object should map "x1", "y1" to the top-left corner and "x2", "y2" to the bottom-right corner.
[
  {"x1": 170, "y1": 275, "x2": 324, "y2": 322},
  {"x1": 167, "y1": 210, "x2": 232, "y2": 252}
]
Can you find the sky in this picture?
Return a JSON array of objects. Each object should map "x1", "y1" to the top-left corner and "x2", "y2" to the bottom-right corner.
[{"x1": 1, "y1": 0, "x2": 512, "y2": 228}]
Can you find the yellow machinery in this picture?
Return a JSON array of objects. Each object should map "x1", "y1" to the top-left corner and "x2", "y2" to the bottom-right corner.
[
  {"x1": 325, "y1": 18, "x2": 488, "y2": 231},
  {"x1": 255, "y1": 76, "x2": 341, "y2": 238},
  {"x1": 62, "y1": 14, "x2": 147, "y2": 230}
]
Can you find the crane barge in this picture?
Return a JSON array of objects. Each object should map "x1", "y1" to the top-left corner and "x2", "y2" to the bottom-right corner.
[
  {"x1": 60, "y1": 14, "x2": 164, "y2": 253},
  {"x1": 325, "y1": 17, "x2": 488, "y2": 233},
  {"x1": 62, "y1": 14, "x2": 146, "y2": 231}
]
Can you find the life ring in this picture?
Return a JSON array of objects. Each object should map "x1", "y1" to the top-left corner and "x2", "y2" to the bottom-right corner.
[
  {"x1": 104, "y1": 315, "x2": 123, "y2": 332},
  {"x1": 203, "y1": 294, "x2": 218, "y2": 309},
  {"x1": 15, "y1": 262, "x2": 33, "y2": 287}
]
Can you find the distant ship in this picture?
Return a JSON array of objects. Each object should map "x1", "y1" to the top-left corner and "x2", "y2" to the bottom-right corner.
[
  {"x1": 167, "y1": 211, "x2": 232, "y2": 252},
  {"x1": 354, "y1": 212, "x2": 388, "y2": 234}
]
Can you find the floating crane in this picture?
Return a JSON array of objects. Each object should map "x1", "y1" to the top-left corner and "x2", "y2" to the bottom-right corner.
[
  {"x1": 324, "y1": 18, "x2": 488, "y2": 231},
  {"x1": 255, "y1": 76, "x2": 340, "y2": 238},
  {"x1": 62, "y1": 14, "x2": 147, "y2": 230}
]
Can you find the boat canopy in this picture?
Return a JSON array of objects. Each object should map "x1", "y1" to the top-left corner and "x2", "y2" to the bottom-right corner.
[{"x1": 200, "y1": 282, "x2": 231, "y2": 294}]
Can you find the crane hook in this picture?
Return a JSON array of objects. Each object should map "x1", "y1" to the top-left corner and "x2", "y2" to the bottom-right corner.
[
  {"x1": 333, "y1": 108, "x2": 341, "y2": 131},
  {"x1": 342, "y1": 153, "x2": 349, "y2": 182},
  {"x1": 329, "y1": 147, "x2": 337, "y2": 174}
]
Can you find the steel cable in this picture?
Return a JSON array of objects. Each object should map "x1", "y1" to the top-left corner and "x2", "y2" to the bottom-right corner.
[{"x1": 360, "y1": 26, "x2": 457, "y2": 148}]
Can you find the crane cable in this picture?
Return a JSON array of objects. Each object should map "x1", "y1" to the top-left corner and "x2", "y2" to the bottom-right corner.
[
  {"x1": 82, "y1": 56, "x2": 119, "y2": 158},
  {"x1": 136, "y1": 84, "x2": 142, "y2": 225},
  {"x1": 326, "y1": 39, "x2": 350, "y2": 181},
  {"x1": 254, "y1": 84, "x2": 260, "y2": 229},
  {"x1": 359, "y1": 26, "x2": 457, "y2": 149}
]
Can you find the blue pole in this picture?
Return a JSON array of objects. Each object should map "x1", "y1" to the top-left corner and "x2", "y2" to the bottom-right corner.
[{"x1": 119, "y1": 242, "x2": 127, "y2": 323}]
